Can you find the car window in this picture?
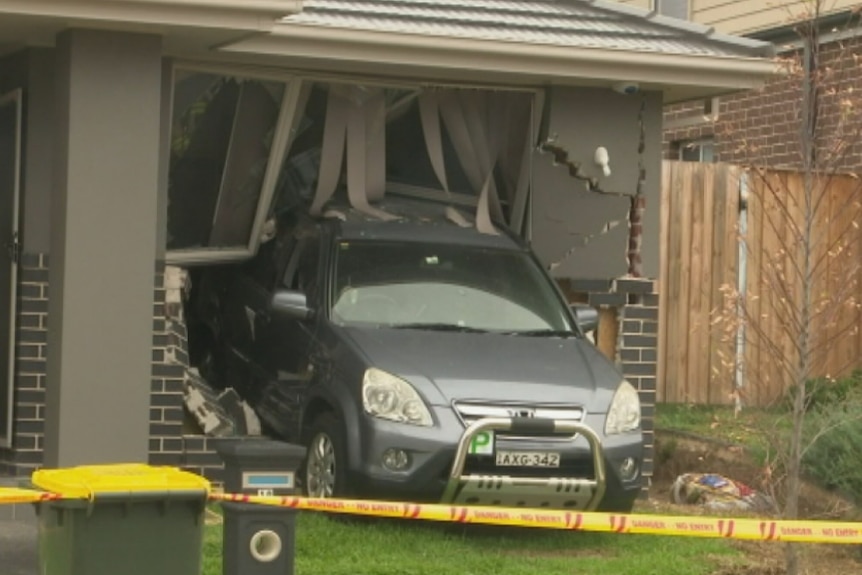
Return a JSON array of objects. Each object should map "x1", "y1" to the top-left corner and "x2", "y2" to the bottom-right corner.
[{"x1": 330, "y1": 241, "x2": 572, "y2": 332}]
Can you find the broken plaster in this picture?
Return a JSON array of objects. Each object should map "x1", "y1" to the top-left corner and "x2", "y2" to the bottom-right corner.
[{"x1": 539, "y1": 93, "x2": 649, "y2": 277}]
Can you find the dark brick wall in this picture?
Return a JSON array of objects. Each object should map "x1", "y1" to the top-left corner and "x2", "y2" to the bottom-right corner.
[
  {"x1": 616, "y1": 283, "x2": 658, "y2": 486},
  {"x1": 0, "y1": 253, "x2": 48, "y2": 476},
  {"x1": 2, "y1": 259, "x2": 224, "y2": 484},
  {"x1": 157, "y1": 265, "x2": 224, "y2": 484},
  {"x1": 148, "y1": 262, "x2": 187, "y2": 469},
  {"x1": 664, "y1": 37, "x2": 862, "y2": 171}
]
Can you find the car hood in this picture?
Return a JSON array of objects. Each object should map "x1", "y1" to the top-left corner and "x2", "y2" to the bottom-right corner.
[{"x1": 339, "y1": 326, "x2": 622, "y2": 411}]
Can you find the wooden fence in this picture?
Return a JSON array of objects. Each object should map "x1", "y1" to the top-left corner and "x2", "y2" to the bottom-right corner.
[{"x1": 657, "y1": 161, "x2": 862, "y2": 406}]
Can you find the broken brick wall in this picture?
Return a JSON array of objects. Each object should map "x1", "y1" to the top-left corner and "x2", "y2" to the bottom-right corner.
[
  {"x1": 559, "y1": 277, "x2": 658, "y2": 496},
  {"x1": 152, "y1": 263, "x2": 224, "y2": 482},
  {"x1": 149, "y1": 262, "x2": 190, "y2": 470}
]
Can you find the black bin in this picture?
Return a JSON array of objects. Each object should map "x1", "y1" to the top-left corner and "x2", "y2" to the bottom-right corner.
[{"x1": 214, "y1": 438, "x2": 306, "y2": 575}]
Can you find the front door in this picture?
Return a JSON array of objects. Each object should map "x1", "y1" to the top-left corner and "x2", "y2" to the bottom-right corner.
[{"x1": 0, "y1": 89, "x2": 22, "y2": 448}]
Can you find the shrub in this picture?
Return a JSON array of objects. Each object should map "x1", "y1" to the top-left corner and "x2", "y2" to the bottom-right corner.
[
  {"x1": 800, "y1": 386, "x2": 862, "y2": 501},
  {"x1": 785, "y1": 369, "x2": 862, "y2": 412}
]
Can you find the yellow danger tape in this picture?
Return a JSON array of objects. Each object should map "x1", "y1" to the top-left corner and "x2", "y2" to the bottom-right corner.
[
  {"x1": 210, "y1": 492, "x2": 862, "y2": 545},
  {"x1": 6, "y1": 485, "x2": 861, "y2": 545},
  {"x1": 0, "y1": 487, "x2": 61, "y2": 505}
]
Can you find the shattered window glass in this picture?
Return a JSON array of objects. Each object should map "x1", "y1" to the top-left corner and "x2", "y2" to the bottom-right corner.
[{"x1": 168, "y1": 71, "x2": 285, "y2": 251}]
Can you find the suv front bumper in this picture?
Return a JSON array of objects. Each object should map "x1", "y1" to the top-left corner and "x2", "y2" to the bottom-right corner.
[
  {"x1": 441, "y1": 417, "x2": 605, "y2": 510},
  {"x1": 347, "y1": 413, "x2": 642, "y2": 511}
]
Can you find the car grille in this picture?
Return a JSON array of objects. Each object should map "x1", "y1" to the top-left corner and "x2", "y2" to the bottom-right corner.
[{"x1": 452, "y1": 401, "x2": 585, "y2": 441}]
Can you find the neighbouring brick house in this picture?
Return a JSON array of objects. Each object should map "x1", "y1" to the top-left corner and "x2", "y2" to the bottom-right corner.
[
  {"x1": 665, "y1": 36, "x2": 862, "y2": 169},
  {"x1": 0, "y1": 1, "x2": 774, "y2": 502},
  {"x1": 617, "y1": 0, "x2": 862, "y2": 168}
]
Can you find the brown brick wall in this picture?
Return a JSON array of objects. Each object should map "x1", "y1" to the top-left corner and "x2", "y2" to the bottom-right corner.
[
  {"x1": 664, "y1": 37, "x2": 862, "y2": 171},
  {"x1": 716, "y1": 54, "x2": 807, "y2": 168},
  {"x1": 663, "y1": 99, "x2": 717, "y2": 159}
]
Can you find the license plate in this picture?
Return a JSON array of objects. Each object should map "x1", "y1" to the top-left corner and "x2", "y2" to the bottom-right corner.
[
  {"x1": 469, "y1": 430, "x2": 495, "y2": 455},
  {"x1": 495, "y1": 451, "x2": 561, "y2": 468}
]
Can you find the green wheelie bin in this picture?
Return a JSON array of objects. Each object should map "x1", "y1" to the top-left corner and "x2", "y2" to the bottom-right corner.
[{"x1": 31, "y1": 463, "x2": 210, "y2": 575}]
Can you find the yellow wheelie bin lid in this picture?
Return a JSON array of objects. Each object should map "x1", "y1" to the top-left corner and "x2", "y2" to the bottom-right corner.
[{"x1": 32, "y1": 463, "x2": 211, "y2": 500}]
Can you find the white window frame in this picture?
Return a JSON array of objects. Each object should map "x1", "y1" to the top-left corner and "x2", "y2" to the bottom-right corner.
[
  {"x1": 676, "y1": 138, "x2": 715, "y2": 163},
  {"x1": 165, "y1": 64, "x2": 305, "y2": 266},
  {"x1": 653, "y1": 0, "x2": 690, "y2": 20}
]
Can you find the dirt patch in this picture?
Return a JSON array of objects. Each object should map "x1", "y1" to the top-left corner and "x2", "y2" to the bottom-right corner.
[
  {"x1": 646, "y1": 430, "x2": 862, "y2": 574},
  {"x1": 650, "y1": 430, "x2": 856, "y2": 520}
]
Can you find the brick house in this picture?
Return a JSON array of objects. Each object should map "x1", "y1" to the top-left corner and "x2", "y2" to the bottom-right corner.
[
  {"x1": 619, "y1": 0, "x2": 862, "y2": 168},
  {"x1": 0, "y1": 0, "x2": 773, "y2": 495}
]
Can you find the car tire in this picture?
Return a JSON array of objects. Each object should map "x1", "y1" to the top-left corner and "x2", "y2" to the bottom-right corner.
[{"x1": 303, "y1": 413, "x2": 350, "y2": 499}]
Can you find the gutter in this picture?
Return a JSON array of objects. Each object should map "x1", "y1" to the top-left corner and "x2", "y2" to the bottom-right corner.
[
  {"x1": 0, "y1": 0, "x2": 302, "y2": 32},
  {"x1": 219, "y1": 26, "x2": 780, "y2": 92}
]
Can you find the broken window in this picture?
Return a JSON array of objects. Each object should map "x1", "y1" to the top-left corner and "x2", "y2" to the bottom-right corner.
[
  {"x1": 167, "y1": 65, "x2": 540, "y2": 265},
  {"x1": 167, "y1": 69, "x2": 287, "y2": 257},
  {"x1": 271, "y1": 82, "x2": 537, "y2": 233}
]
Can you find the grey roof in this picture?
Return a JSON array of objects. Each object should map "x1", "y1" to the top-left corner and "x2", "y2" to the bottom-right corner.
[{"x1": 282, "y1": 0, "x2": 774, "y2": 58}]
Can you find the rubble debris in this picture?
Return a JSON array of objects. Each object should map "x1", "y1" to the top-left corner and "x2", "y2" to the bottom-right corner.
[
  {"x1": 184, "y1": 369, "x2": 236, "y2": 437},
  {"x1": 217, "y1": 388, "x2": 262, "y2": 437},
  {"x1": 183, "y1": 368, "x2": 262, "y2": 438},
  {"x1": 165, "y1": 264, "x2": 263, "y2": 439},
  {"x1": 671, "y1": 473, "x2": 775, "y2": 512}
]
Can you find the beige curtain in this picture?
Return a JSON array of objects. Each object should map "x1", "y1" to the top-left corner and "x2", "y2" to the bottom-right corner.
[{"x1": 309, "y1": 85, "x2": 396, "y2": 220}]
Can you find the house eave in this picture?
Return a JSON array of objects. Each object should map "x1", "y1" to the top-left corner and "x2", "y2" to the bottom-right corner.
[{"x1": 218, "y1": 24, "x2": 779, "y2": 101}]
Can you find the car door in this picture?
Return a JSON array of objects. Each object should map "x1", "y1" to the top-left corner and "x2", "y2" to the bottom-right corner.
[
  {"x1": 250, "y1": 231, "x2": 322, "y2": 440},
  {"x1": 212, "y1": 244, "x2": 278, "y2": 392}
]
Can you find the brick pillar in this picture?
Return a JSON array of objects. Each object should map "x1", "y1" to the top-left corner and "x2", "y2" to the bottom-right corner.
[{"x1": 614, "y1": 278, "x2": 658, "y2": 490}]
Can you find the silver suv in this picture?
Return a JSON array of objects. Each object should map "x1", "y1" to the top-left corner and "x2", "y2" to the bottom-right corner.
[{"x1": 188, "y1": 196, "x2": 644, "y2": 511}]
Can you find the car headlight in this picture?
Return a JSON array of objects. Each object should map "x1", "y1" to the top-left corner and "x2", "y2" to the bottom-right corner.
[
  {"x1": 362, "y1": 368, "x2": 433, "y2": 427},
  {"x1": 604, "y1": 380, "x2": 641, "y2": 435}
]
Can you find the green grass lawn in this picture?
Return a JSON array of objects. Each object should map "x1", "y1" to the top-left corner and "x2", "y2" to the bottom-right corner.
[
  {"x1": 655, "y1": 402, "x2": 791, "y2": 463},
  {"x1": 202, "y1": 511, "x2": 744, "y2": 575},
  {"x1": 199, "y1": 403, "x2": 799, "y2": 574}
]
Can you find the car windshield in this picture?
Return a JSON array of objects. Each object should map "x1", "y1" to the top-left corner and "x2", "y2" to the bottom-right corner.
[{"x1": 330, "y1": 240, "x2": 574, "y2": 333}]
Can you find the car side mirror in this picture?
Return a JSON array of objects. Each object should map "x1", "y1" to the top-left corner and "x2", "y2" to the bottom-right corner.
[
  {"x1": 571, "y1": 303, "x2": 599, "y2": 334},
  {"x1": 270, "y1": 289, "x2": 312, "y2": 321}
]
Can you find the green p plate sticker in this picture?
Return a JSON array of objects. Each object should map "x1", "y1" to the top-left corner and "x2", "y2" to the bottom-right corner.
[{"x1": 469, "y1": 430, "x2": 494, "y2": 455}]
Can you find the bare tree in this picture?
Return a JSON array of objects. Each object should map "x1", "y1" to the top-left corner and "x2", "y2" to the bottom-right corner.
[{"x1": 712, "y1": 2, "x2": 862, "y2": 573}]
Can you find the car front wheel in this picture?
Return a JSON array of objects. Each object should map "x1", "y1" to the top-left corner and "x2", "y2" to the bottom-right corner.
[{"x1": 304, "y1": 413, "x2": 348, "y2": 498}]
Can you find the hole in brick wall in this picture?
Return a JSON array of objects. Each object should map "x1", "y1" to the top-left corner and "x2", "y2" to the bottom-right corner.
[{"x1": 164, "y1": 266, "x2": 264, "y2": 440}]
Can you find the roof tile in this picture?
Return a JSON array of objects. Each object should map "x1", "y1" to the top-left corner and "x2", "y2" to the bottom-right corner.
[{"x1": 281, "y1": 0, "x2": 774, "y2": 58}]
